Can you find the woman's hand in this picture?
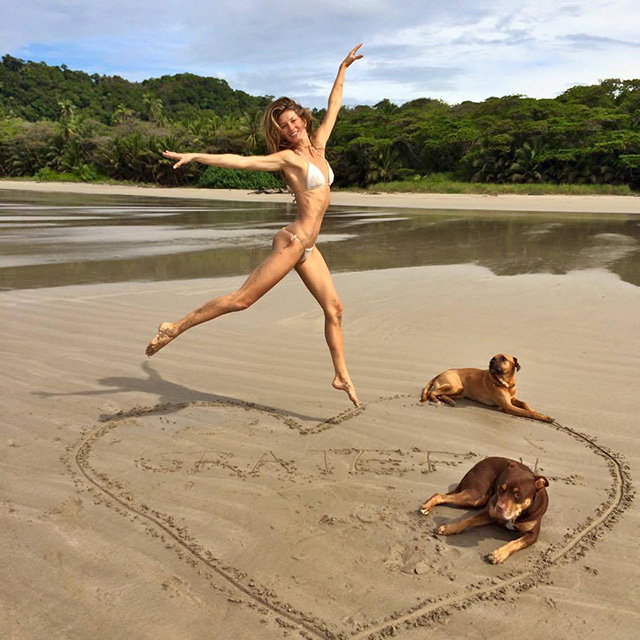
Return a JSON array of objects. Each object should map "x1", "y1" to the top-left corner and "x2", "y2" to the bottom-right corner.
[
  {"x1": 162, "y1": 151, "x2": 196, "y2": 169},
  {"x1": 341, "y1": 43, "x2": 363, "y2": 69}
]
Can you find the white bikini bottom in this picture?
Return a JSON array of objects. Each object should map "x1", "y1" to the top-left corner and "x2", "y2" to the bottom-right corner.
[{"x1": 282, "y1": 227, "x2": 315, "y2": 263}]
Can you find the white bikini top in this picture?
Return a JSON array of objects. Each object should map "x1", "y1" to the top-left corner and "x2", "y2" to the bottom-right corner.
[
  {"x1": 295, "y1": 150, "x2": 334, "y2": 190},
  {"x1": 305, "y1": 158, "x2": 334, "y2": 190}
]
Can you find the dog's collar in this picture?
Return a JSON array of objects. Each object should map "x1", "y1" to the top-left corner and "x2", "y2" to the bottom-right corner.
[{"x1": 490, "y1": 373, "x2": 515, "y2": 390}]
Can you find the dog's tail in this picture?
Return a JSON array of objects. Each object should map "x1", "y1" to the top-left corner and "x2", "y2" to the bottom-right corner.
[{"x1": 420, "y1": 376, "x2": 438, "y2": 402}]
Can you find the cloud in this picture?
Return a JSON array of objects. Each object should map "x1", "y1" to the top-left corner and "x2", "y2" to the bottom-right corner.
[
  {"x1": 230, "y1": 66, "x2": 327, "y2": 101},
  {"x1": 362, "y1": 63, "x2": 463, "y2": 92},
  {"x1": 3, "y1": 0, "x2": 639, "y2": 108},
  {"x1": 563, "y1": 33, "x2": 640, "y2": 49},
  {"x1": 451, "y1": 29, "x2": 533, "y2": 47}
]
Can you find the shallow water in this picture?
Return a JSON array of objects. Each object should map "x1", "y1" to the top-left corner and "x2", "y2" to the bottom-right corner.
[{"x1": 1, "y1": 189, "x2": 639, "y2": 290}]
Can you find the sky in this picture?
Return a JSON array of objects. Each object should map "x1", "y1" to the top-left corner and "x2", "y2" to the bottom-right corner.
[{"x1": 2, "y1": 0, "x2": 639, "y2": 108}]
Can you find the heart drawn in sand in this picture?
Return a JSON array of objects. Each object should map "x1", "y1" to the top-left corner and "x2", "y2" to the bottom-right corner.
[{"x1": 71, "y1": 396, "x2": 631, "y2": 639}]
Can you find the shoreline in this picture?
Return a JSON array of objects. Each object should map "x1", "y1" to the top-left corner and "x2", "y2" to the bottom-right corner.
[{"x1": 1, "y1": 179, "x2": 640, "y2": 213}]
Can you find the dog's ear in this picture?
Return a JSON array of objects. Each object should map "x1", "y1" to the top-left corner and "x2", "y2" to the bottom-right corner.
[
  {"x1": 534, "y1": 475, "x2": 549, "y2": 489},
  {"x1": 513, "y1": 356, "x2": 521, "y2": 371}
]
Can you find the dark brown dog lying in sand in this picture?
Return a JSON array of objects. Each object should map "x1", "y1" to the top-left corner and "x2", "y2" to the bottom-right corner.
[
  {"x1": 420, "y1": 354, "x2": 553, "y2": 423},
  {"x1": 420, "y1": 457, "x2": 549, "y2": 564}
]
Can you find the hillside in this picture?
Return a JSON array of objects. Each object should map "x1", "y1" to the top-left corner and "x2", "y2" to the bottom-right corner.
[
  {"x1": 1, "y1": 55, "x2": 639, "y2": 190},
  {"x1": 0, "y1": 55, "x2": 269, "y2": 123}
]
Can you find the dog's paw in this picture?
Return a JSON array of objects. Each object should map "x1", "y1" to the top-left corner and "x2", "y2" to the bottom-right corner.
[
  {"x1": 419, "y1": 506, "x2": 430, "y2": 516},
  {"x1": 436, "y1": 524, "x2": 451, "y2": 536},
  {"x1": 486, "y1": 550, "x2": 507, "y2": 564}
]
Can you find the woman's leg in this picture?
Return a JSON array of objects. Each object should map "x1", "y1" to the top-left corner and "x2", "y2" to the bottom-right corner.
[
  {"x1": 146, "y1": 230, "x2": 304, "y2": 356},
  {"x1": 295, "y1": 247, "x2": 359, "y2": 406}
]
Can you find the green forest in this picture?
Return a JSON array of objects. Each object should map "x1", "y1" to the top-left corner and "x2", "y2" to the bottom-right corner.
[{"x1": 1, "y1": 54, "x2": 640, "y2": 192}]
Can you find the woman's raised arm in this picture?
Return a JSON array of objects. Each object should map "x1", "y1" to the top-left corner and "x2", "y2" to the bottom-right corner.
[
  {"x1": 314, "y1": 44, "x2": 363, "y2": 149},
  {"x1": 162, "y1": 150, "x2": 296, "y2": 172}
]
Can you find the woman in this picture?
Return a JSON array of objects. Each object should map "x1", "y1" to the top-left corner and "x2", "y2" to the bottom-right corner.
[{"x1": 145, "y1": 44, "x2": 363, "y2": 406}]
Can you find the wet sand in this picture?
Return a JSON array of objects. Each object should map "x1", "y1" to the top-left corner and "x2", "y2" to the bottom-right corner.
[
  {"x1": 1, "y1": 262, "x2": 638, "y2": 639},
  {"x1": 1, "y1": 179, "x2": 640, "y2": 213}
]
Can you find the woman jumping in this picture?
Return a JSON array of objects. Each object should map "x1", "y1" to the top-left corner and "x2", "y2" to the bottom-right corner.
[{"x1": 145, "y1": 44, "x2": 364, "y2": 406}]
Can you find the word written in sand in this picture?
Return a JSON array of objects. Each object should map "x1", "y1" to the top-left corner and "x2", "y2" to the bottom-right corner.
[{"x1": 135, "y1": 447, "x2": 478, "y2": 481}]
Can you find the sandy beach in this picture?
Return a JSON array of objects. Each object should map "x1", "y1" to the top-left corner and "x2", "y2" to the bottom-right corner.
[{"x1": 1, "y1": 183, "x2": 639, "y2": 639}]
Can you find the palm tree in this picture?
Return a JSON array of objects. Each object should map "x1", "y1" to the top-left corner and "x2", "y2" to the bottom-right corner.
[
  {"x1": 365, "y1": 144, "x2": 402, "y2": 184},
  {"x1": 142, "y1": 93, "x2": 165, "y2": 124},
  {"x1": 58, "y1": 100, "x2": 76, "y2": 142},
  {"x1": 220, "y1": 113, "x2": 243, "y2": 133},
  {"x1": 508, "y1": 139, "x2": 544, "y2": 183},
  {"x1": 468, "y1": 135, "x2": 513, "y2": 183},
  {"x1": 186, "y1": 114, "x2": 221, "y2": 145},
  {"x1": 112, "y1": 103, "x2": 134, "y2": 125},
  {"x1": 240, "y1": 106, "x2": 263, "y2": 151},
  {"x1": 374, "y1": 98, "x2": 399, "y2": 117}
]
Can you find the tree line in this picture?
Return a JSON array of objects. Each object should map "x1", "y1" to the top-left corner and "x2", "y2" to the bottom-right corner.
[{"x1": 1, "y1": 54, "x2": 639, "y2": 189}]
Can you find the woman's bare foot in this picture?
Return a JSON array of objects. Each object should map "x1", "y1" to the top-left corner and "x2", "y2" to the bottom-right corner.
[
  {"x1": 145, "y1": 322, "x2": 178, "y2": 356},
  {"x1": 333, "y1": 374, "x2": 359, "y2": 407}
]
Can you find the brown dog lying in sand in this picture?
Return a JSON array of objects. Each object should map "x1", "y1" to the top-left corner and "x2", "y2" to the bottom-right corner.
[
  {"x1": 420, "y1": 354, "x2": 553, "y2": 423},
  {"x1": 420, "y1": 457, "x2": 549, "y2": 564}
]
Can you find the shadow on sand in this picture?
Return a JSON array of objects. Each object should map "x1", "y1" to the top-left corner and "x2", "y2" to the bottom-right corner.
[{"x1": 33, "y1": 361, "x2": 327, "y2": 424}]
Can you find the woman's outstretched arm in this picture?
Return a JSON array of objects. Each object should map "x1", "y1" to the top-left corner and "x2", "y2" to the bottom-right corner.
[
  {"x1": 162, "y1": 149, "x2": 297, "y2": 172},
  {"x1": 314, "y1": 44, "x2": 363, "y2": 149}
]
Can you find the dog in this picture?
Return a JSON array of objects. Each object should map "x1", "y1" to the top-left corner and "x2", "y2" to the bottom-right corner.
[
  {"x1": 420, "y1": 354, "x2": 553, "y2": 423},
  {"x1": 420, "y1": 457, "x2": 549, "y2": 564}
]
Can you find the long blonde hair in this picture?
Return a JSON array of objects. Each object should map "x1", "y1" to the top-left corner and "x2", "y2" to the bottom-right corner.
[{"x1": 262, "y1": 97, "x2": 316, "y2": 154}]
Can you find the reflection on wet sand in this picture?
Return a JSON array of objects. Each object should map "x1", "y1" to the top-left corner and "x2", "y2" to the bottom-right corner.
[
  {"x1": 1, "y1": 189, "x2": 639, "y2": 290},
  {"x1": 319, "y1": 214, "x2": 640, "y2": 284}
]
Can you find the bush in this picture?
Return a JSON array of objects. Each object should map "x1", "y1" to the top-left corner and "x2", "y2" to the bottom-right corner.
[
  {"x1": 34, "y1": 167, "x2": 80, "y2": 182},
  {"x1": 33, "y1": 164, "x2": 105, "y2": 182},
  {"x1": 197, "y1": 166, "x2": 283, "y2": 190},
  {"x1": 75, "y1": 163, "x2": 105, "y2": 181}
]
